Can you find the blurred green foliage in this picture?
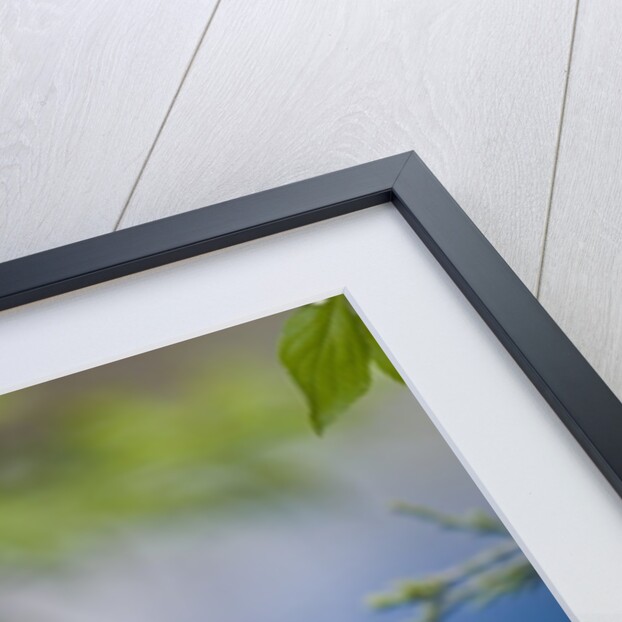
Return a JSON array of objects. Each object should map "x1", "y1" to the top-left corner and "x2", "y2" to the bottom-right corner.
[
  {"x1": 0, "y1": 296, "x2": 401, "y2": 568},
  {"x1": 0, "y1": 365, "x2": 323, "y2": 567},
  {"x1": 367, "y1": 504, "x2": 540, "y2": 621}
]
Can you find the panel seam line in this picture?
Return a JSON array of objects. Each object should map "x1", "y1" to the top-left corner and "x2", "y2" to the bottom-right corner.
[
  {"x1": 534, "y1": 0, "x2": 580, "y2": 298},
  {"x1": 112, "y1": 0, "x2": 225, "y2": 231}
]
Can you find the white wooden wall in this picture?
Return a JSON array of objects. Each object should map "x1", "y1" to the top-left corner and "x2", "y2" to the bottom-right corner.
[{"x1": 1, "y1": 1, "x2": 620, "y2": 400}]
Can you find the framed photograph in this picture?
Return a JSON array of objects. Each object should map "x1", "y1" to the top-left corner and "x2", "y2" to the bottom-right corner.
[{"x1": 1, "y1": 152, "x2": 620, "y2": 620}]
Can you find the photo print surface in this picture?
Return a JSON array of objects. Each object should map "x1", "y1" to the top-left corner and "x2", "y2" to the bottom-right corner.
[{"x1": 0, "y1": 296, "x2": 568, "y2": 622}]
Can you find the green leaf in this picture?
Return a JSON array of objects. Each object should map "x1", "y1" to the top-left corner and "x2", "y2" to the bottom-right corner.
[
  {"x1": 279, "y1": 297, "x2": 372, "y2": 434},
  {"x1": 366, "y1": 331, "x2": 404, "y2": 383}
]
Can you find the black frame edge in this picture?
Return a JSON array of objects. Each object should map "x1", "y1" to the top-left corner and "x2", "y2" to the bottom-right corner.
[
  {"x1": 0, "y1": 152, "x2": 410, "y2": 311},
  {"x1": 2, "y1": 150, "x2": 621, "y2": 498},
  {"x1": 393, "y1": 151, "x2": 622, "y2": 498}
]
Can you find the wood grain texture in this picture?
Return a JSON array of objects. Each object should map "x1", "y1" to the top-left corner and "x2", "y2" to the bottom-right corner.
[
  {"x1": 0, "y1": 0, "x2": 218, "y2": 261},
  {"x1": 539, "y1": 0, "x2": 622, "y2": 399},
  {"x1": 120, "y1": 0, "x2": 576, "y2": 290}
]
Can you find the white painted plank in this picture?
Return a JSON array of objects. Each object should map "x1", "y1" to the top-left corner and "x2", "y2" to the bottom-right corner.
[
  {"x1": 0, "y1": 0, "x2": 218, "y2": 261},
  {"x1": 120, "y1": 0, "x2": 576, "y2": 290},
  {"x1": 539, "y1": 1, "x2": 622, "y2": 399}
]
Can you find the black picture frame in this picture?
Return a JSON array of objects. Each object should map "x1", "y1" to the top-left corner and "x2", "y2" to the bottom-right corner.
[{"x1": 1, "y1": 151, "x2": 621, "y2": 498}]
